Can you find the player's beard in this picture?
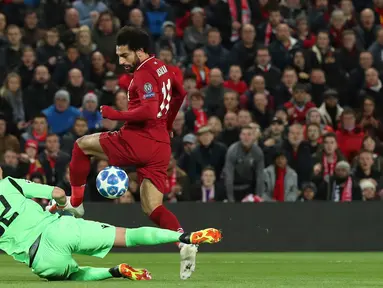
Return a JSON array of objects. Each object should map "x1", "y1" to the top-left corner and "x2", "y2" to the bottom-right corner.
[{"x1": 124, "y1": 54, "x2": 140, "y2": 73}]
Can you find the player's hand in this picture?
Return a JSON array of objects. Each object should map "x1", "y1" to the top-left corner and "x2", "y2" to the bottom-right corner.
[{"x1": 100, "y1": 105, "x2": 116, "y2": 119}]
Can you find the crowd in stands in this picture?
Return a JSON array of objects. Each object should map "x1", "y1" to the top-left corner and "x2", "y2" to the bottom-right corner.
[{"x1": 0, "y1": 0, "x2": 383, "y2": 203}]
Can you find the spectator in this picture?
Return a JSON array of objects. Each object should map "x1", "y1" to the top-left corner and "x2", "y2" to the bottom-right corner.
[
  {"x1": 42, "y1": 90, "x2": 81, "y2": 136},
  {"x1": 38, "y1": 133, "x2": 70, "y2": 186},
  {"x1": 0, "y1": 117, "x2": 20, "y2": 161},
  {"x1": 357, "y1": 96, "x2": 383, "y2": 140},
  {"x1": 22, "y1": 10, "x2": 45, "y2": 48},
  {"x1": 281, "y1": 123, "x2": 313, "y2": 187},
  {"x1": 54, "y1": 45, "x2": 90, "y2": 87},
  {"x1": 360, "y1": 179, "x2": 380, "y2": 201},
  {"x1": 352, "y1": 150, "x2": 382, "y2": 187},
  {"x1": 336, "y1": 108, "x2": 365, "y2": 162},
  {"x1": 224, "y1": 125, "x2": 264, "y2": 202},
  {"x1": 280, "y1": 0, "x2": 306, "y2": 30},
  {"x1": 245, "y1": 47, "x2": 281, "y2": 92},
  {"x1": 24, "y1": 65, "x2": 58, "y2": 121},
  {"x1": 309, "y1": 0, "x2": 331, "y2": 34},
  {"x1": 297, "y1": 182, "x2": 318, "y2": 202},
  {"x1": 204, "y1": 0, "x2": 231, "y2": 47},
  {"x1": 201, "y1": 68, "x2": 227, "y2": 116},
  {"x1": 89, "y1": 51, "x2": 107, "y2": 89},
  {"x1": 352, "y1": 136, "x2": 383, "y2": 173},
  {"x1": 269, "y1": 23, "x2": 301, "y2": 71},
  {"x1": 57, "y1": 8, "x2": 80, "y2": 48},
  {"x1": 312, "y1": 132, "x2": 346, "y2": 187},
  {"x1": 329, "y1": 10, "x2": 347, "y2": 49},
  {"x1": 229, "y1": 24, "x2": 258, "y2": 72},
  {"x1": 275, "y1": 67, "x2": 298, "y2": 107},
  {"x1": 306, "y1": 123, "x2": 321, "y2": 155},
  {"x1": 317, "y1": 160, "x2": 362, "y2": 201},
  {"x1": 295, "y1": 15, "x2": 316, "y2": 49},
  {"x1": 128, "y1": 9, "x2": 146, "y2": 31},
  {"x1": 309, "y1": 68, "x2": 327, "y2": 106},
  {"x1": 36, "y1": 28, "x2": 65, "y2": 74},
  {"x1": 1, "y1": 149, "x2": 29, "y2": 178},
  {"x1": 178, "y1": 133, "x2": 196, "y2": 173},
  {"x1": 250, "y1": 93, "x2": 272, "y2": 130},
  {"x1": 188, "y1": 125, "x2": 227, "y2": 182},
  {"x1": 190, "y1": 166, "x2": 225, "y2": 202},
  {"x1": 291, "y1": 50, "x2": 311, "y2": 84},
  {"x1": 92, "y1": 11, "x2": 118, "y2": 71},
  {"x1": 340, "y1": 0, "x2": 357, "y2": 28},
  {"x1": 262, "y1": 117, "x2": 286, "y2": 166},
  {"x1": 237, "y1": 109, "x2": 252, "y2": 128},
  {"x1": 65, "y1": 68, "x2": 96, "y2": 108},
  {"x1": 241, "y1": 75, "x2": 276, "y2": 111},
  {"x1": 336, "y1": 30, "x2": 360, "y2": 77},
  {"x1": 164, "y1": 153, "x2": 190, "y2": 202},
  {"x1": 0, "y1": 25, "x2": 24, "y2": 81},
  {"x1": 284, "y1": 83, "x2": 316, "y2": 124},
  {"x1": 73, "y1": 0, "x2": 108, "y2": 28},
  {"x1": 217, "y1": 111, "x2": 240, "y2": 148},
  {"x1": 76, "y1": 25, "x2": 97, "y2": 59},
  {"x1": 189, "y1": 48, "x2": 210, "y2": 89},
  {"x1": 111, "y1": 0, "x2": 138, "y2": 27},
  {"x1": 158, "y1": 46, "x2": 183, "y2": 83},
  {"x1": 262, "y1": 150, "x2": 298, "y2": 202},
  {"x1": 304, "y1": 107, "x2": 334, "y2": 140},
  {"x1": 368, "y1": 28, "x2": 383, "y2": 71},
  {"x1": 142, "y1": 0, "x2": 174, "y2": 40},
  {"x1": 257, "y1": 8, "x2": 282, "y2": 46},
  {"x1": 354, "y1": 8, "x2": 379, "y2": 50},
  {"x1": 184, "y1": 90, "x2": 208, "y2": 134},
  {"x1": 318, "y1": 89, "x2": 343, "y2": 129},
  {"x1": 156, "y1": 21, "x2": 186, "y2": 65},
  {"x1": 171, "y1": 111, "x2": 186, "y2": 158},
  {"x1": 21, "y1": 113, "x2": 49, "y2": 153},
  {"x1": 359, "y1": 68, "x2": 383, "y2": 119},
  {"x1": 183, "y1": 7, "x2": 209, "y2": 53},
  {"x1": 81, "y1": 92, "x2": 102, "y2": 131},
  {"x1": 216, "y1": 90, "x2": 239, "y2": 122},
  {"x1": 61, "y1": 117, "x2": 89, "y2": 156},
  {"x1": 23, "y1": 139, "x2": 44, "y2": 179},
  {"x1": 99, "y1": 71, "x2": 119, "y2": 106},
  {"x1": 0, "y1": 13, "x2": 8, "y2": 49},
  {"x1": 17, "y1": 46, "x2": 37, "y2": 89},
  {"x1": 204, "y1": 28, "x2": 230, "y2": 75},
  {"x1": 208, "y1": 116, "x2": 222, "y2": 138},
  {"x1": 0, "y1": 72, "x2": 25, "y2": 127},
  {"x1": 224, "y1": 65, "x2": 247, "y2": 95}
]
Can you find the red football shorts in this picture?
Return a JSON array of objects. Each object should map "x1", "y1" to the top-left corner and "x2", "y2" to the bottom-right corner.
[{"x1": 99, "y1": 130, "x2": 171, "y2": 194}]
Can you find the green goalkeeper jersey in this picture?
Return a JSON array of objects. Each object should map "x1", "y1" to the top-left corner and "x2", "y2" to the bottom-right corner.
[{"x1": 0, "y1": 177, "x2": 59, "y2": 265}]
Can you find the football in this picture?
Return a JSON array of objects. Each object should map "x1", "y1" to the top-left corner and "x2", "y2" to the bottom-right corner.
[{"x1": 96, "y1": 166, "x2": 129, "y2": 199}]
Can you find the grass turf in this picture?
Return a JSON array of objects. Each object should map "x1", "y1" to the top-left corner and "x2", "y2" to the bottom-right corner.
[{"x1": 0, "y1": 252, "x2": 383, "y2": 287}]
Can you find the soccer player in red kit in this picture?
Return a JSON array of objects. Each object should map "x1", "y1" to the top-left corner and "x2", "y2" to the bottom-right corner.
[{"x1": 63, "y1": 27, "x2": 198, "y2": 280}]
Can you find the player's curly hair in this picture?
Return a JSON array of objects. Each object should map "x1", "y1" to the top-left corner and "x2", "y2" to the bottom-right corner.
[{"x1": 116, "y1": 26, "x2": 151, "y2": 53}]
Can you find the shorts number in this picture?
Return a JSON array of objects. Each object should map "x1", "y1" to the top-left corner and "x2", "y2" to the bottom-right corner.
[
  {"x1": 0, "y1": 195, "x2": 19, "y2": 237},
  {"x1": 157, "y1": 79, "x2": 172, "y2": 118}
]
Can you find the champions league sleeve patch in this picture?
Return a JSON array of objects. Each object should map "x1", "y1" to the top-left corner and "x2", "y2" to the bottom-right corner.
[{"x1": 143, "y1": 82, "x2": 155, "y2": 99}]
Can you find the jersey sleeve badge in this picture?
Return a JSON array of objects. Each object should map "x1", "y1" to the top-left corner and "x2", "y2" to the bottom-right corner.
[{"x1": 143, "y1": 83, "x2": 155, "y2": 99}]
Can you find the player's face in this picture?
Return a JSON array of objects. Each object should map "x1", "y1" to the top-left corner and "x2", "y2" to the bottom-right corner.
[{"x1": 116, "y1": 45, "x2": 140, "y2": 73}]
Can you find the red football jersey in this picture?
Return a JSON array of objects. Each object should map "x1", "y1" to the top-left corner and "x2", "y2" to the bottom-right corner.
[{"x1": 121, "y1": 56, "x2": 176, "y2": 144}]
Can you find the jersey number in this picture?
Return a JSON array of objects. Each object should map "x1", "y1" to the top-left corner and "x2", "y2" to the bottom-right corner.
[
  {"x1": 0, "y1": 195, "x2": 19, "y2": 237},
  {"x1": 157, "y1": 79, "x2": 172, "y2": 118}
]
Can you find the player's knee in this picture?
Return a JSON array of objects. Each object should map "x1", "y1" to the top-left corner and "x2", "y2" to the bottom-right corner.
[{"x1": 76, "y1": 135, "x2": 96, "y2": 155}]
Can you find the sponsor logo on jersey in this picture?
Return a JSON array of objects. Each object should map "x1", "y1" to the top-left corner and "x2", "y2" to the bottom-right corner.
[{"x1": 143, "y1": 82, "x2": 155, "y2": 99}]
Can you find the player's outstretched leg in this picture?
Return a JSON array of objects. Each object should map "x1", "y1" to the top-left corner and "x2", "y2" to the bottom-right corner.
[
  {"x1": 69, "y1": 133, "x2": 107, "y2": 209},
  {"x1": 139, "y1": 179, "x2": 200, "y2": 280},
  {"x1": 69, "y1": 265, "x2": 152, "y2": 281}
]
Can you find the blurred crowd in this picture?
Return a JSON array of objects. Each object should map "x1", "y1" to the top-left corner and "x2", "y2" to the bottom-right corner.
[{"x1": 0, "y1": 0, "x2": 383, "y2": 204}]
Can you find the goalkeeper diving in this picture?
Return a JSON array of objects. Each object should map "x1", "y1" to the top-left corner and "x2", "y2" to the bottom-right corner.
[{"x1": 0, "y1": 167, "x2": 222, "y2": 281}]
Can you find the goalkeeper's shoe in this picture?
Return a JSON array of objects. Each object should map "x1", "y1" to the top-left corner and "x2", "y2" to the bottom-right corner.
[{"x1": 109, "y1": 264, "x2": 152, "y2": 281}]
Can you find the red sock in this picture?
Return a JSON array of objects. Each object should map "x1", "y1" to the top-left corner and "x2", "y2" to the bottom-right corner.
[
  {"x1": 149, "y1": 205, "x2": 183, "y2": 246},
  {"x1": 69, "y1": 142, "x2": 90, "y2": 207}
]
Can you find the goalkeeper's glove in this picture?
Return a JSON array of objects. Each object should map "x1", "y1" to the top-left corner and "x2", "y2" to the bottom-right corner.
[{"x1": 46, "y1": 197, "x2": 85, "y2": 218}]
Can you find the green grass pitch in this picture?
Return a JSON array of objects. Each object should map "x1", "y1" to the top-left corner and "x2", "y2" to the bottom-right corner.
[{"x1": 1, "y1": 252, "x2": 383, "y2": 287}]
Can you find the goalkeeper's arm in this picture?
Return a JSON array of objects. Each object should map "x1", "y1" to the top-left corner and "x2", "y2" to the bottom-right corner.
[{"x1": 7, "y1": 177, "x2": 67, "y2": 206}]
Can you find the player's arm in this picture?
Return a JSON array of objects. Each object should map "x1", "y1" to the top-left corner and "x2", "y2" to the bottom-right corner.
[
  {"x1": 166, "y1": 73, "x2": 187, "y2": 131},
  {"x1": 101, "y1": 71, "x2": 159, "y2": 122},
  {"x1": 7, "y1": 178, "x2": 67, "y2": 206}
]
